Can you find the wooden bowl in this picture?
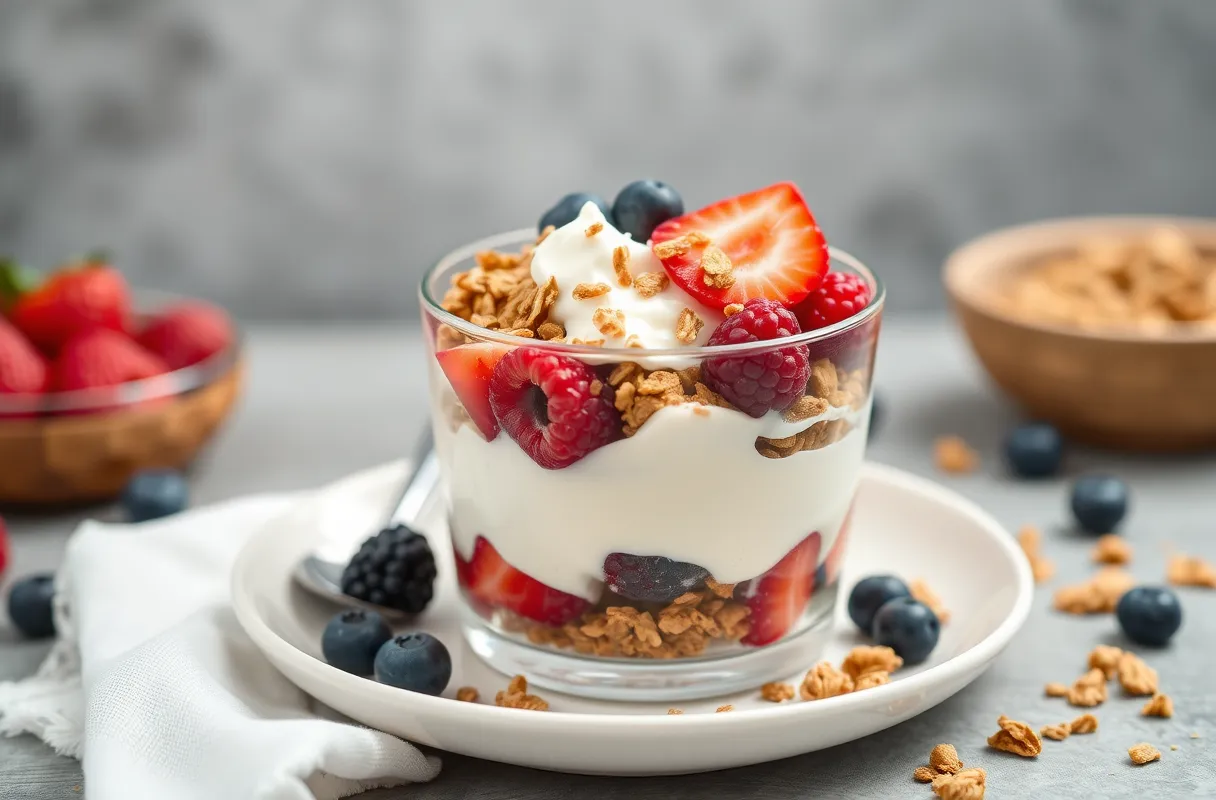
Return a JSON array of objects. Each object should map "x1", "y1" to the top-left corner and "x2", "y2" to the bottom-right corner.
[{"x1": 944, "y1": 216, "x2": 1216, "y2": 452}]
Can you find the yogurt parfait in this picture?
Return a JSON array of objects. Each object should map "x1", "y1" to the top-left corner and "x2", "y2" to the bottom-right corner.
[{"x1": 421, "y1": 181, "x2": 882, "y2": 699}]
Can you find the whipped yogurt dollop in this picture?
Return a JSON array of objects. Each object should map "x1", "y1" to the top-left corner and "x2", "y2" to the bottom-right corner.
[{"x1": 531, "y1": 202, "x2": 723, "y2": 349}]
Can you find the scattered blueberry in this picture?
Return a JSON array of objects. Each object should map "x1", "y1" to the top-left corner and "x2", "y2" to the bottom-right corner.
[
  {"x1": 611, "y1": 180, "x2": 684, "y2": 243},
  {"x1": 847, "y1": 575, "x2": 911, "y2": 634},
  {"x1": 7, "y1": 573, "x2": 56, "y2": 639},
  {"x1": 1004, "y1": 422, "x2": 1064, "y2": 478},
  {"x1": 374, "y1": 632, "x2": 452, "y2": 695},
  {"x1": 538, "y1": 193, "x2": 613, "y2": 233},
  {"x1": 341, "y1": 525, "x2": 437, "y2": 614},
  {"x1": 321, "y1": 609, "x2": 393, "y2": 675},
  {"x1": 1116, "y1": 586, "x2": 1182, "y2": 647},
  {"x1": 871, "y1": 597, "x2": 940, "y2": 664},
  {"x1": 121, "y1": 469, "x2": 189, "y2": 522},
  {"x1": 602, "y1": 553, "x2": 709, "y2": 603},
  {"x1": 1070, "y1": 474, "x2": 1129, "y2": 534}
]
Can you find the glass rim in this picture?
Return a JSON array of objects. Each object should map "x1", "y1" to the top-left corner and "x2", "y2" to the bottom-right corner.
[{"x1": 419, "y1": 227, "x2": 885, "y2": 357}]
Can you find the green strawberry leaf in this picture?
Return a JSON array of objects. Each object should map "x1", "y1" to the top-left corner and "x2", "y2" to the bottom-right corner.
[{"x1": 0, "y1": 258, "x2": 40, "y2": 311}]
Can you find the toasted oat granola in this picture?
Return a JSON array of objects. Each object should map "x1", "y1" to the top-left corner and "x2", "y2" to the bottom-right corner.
[
  {"x1": 760, "y1": 682, "x2": 796, "y2": 702},
  {"x1": 667, "y1": 708, "x2": 683, "y2": 715},
  {"x1": 1091, "y1": 534, "x2": 1132, "y2": 565},
  {"x1": 1128, "y1": 742, "x2": 1162, "y2": 765},
  {"x1": 799, "y1": 661, "x2": 854, "y2": 700},
  {"x1": 1141, "y1": 693, "x2": 1174, "y2": 718},
  {"x1": 913, "y1": 765, "x2": 938, "y2": 783},
  {"x1": 932, "y1": 768, "x2": 986, "y2": 800},
  {"x1": 1117, "y1": 652, "x2": 1159, "y2": 696},
  {"x1": 455, "y1": 686, "x2": 479, "y2": 703},
  {"x1": 910, "y1": 579, "x2": 951, "y2": 625},
  {"x1": 1166, "y1": 553, "x2": 1216, "y2": 588},
  {"x1": 1069, "y1": 713, "x2": 1099, "y2": 734},
  {"x1": 853, "y1": 671, "x2": 891, "y2": 691},
  {"x1": 986, "y1": 715, "x2": 1042, "y2": 757},
  {"x1": 929, "y1": 743, "x2": 963, "y2": 774},
  {"x1": 495, "y1": 675, "x2": 549, "y2": 711},
  {"x1": 1067, "y1": 668, "x2": 1109, "y2": 708},
  {"x1": 1052, "y1": 567, "x2": 1135, "y2": 614},
  {"x1": 841, "y1": 645, "x2": 903, "y2": 680},
  {"x1": 1040, "y1": 723, "x2": 1071, "y2": 741},
  {"x1": 1017, "y1": 525, "x2": 1056, "y2": 584},
  {"x1": 1044, "y1": 682, "x2": 1069, "y2": 698},
  {"x1": 715, "y1": 704, "x2": 734, "y2": 713},
  {"x1": 1087, "y1": 644, "x2": 1124, "y2": 679},
  {"x1": 934, "y1": 436, "x2": 978, "y2": 474}
]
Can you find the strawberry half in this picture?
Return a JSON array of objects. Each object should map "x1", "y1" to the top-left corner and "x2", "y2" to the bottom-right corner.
[
  {"x1": 0, "y1": 317, "x2": 49, "y2": 395},
  {"x1": 435, "y1": 342, "x2": 511, "y2": 440},
  {"x1": 650, "y1": 182, "x2": 828, "y2": 311},
  {"x1": 455, "y1": 536, "x2": 589, "y2": 626},
  {"x1": 741, "y1": 531, "x2": 821, "y2": 647}
]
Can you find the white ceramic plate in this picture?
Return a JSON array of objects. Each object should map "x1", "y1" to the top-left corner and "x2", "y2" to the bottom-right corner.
[{"x1": 231, "y1": 462, "x2": 1032, "y2": 776}]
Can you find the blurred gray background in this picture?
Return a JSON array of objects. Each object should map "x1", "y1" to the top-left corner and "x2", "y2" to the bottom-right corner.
[{"x1": 1, "y1": 0, "x2": 1214, "y2": 320}]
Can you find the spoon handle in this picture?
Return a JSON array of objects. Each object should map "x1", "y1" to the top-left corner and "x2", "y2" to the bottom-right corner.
[{"x1": 385, "y1": 426, "x2": 439, "y2": 528}]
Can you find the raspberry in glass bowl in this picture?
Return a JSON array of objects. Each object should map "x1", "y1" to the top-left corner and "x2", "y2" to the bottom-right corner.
[
  {"x1": 420, "y1": 182, "x2": 882, "y2": 699},
  {"x1": 0, "y1": 256, "x2": 242, "y2": 505}
]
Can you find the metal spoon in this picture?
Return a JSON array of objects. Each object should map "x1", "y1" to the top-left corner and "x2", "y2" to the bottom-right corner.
[{"x1": 293, "y1": 429, "x2": 439, "y2": 619}]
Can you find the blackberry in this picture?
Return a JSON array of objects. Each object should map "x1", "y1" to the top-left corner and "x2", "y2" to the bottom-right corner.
[{"x1": 340, "y1": 525, "x2": 436, "y2": 614}]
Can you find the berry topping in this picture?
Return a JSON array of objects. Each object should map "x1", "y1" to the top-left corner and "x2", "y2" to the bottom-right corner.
[
  {"x1": 701, "y1": 298, "x2": 810, "y2": 418},
  {"x1": 1116, "y1": 586, "x2": 1183, "y2": 647},
  {"x1": 1070, "y1": 474, "x2": 1129, "y2": 534},
  {"x1": 373, "y1": 632, "x2": 452, "y2": 696},
  {"x1": 539, "y1": 193, "x2": 614, "y2": 233},
  {"x1": 489, "y1": 346, "x2": 620, "y2": 469},
  {"x1": 740, "y1": 532, "x2": 821, "y2": 647},
  {"x1": 1003, "y1": 422, "x2": 1064, "y2": 479},
  {"x1": 650, "y1": 182, "x2": 828, "y2": 310},
  {"x1": 455, "y1": 536, "x2": 589, "y2": 626},
  {"x1": 611, "y1": 180, "x2": 684, "y2": 243},
  {"x1": 121, "y1": 469, "x2": 190, "y2": 522},
  {"x1": 7, "y1": 573, "x2": 56, "y2": 639},
  {"x1": 602, "y1": 553, "x2": 709, "y2": 604},
  {"x1": 0, "y1": 317, "x2": 49, "y2": 395},
  {"x1": 137, "y1": 301, "x2": 234, "y2": 370},
  {"x1": 341, "y1": 524, "x2": 437, "y2": 614},
  {"x1": 321, "y1": 609, "x2": 393, "y2": 675},
  {"x1": 847, "y1": 575, "x2": 911, "y2": 634},
  {"x1": 871, "y1": 597, "x2": 940, "y2": 664},
  {"x1": 51, "y1": 328, "x2": 168, "y2": 391},
  {"x1": 435, "y1": 342, "x2": 511, "y2": 441},
  {"x1": 794, "y1": 271, "x2": 872, "y2": 331},
  {"x1": 1, "y1": 256, "x2": 131, "y2": 354}
]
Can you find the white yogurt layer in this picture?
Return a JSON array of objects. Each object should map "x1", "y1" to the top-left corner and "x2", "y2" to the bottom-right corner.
[
  {"x1": 435, "y1": 399, "x2": 868, "y2": 601},
  {"x1": 530, "y1": 202, "x2": 724, "y2": 350}
]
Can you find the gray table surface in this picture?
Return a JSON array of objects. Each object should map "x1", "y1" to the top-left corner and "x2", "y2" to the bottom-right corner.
[{"x1": 1, "y1": 317, "x2": 1213, "y2": 799}]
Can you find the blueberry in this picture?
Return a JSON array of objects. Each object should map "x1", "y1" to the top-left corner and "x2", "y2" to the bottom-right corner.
[
  {"x1": 7, "y1": 573, "x2": 56, "y2": 639},
  {"x1": 611, "y1": 180, "x2": 684, "y2": 243},
  {"x1": 374, "y1": 632, "x2": 452, "y2": 695},
  {"x1": 871, "y1": 597, "x2": 940, "y2": 664},
  {"x1": 121, "y1": 469, "x2": 189, "y2": 522},
  {"x1": 1070, "y1": 474, "x2": 1129, "y2": 534},
  {"x1": 321, "y1": 609, "x2": 393, "y2": 675},
  {"x1": 1116, "y1": 586, "x2": 1182, "y2": 647},
  {"x1": 603, "y1": 553, "x2": 709, "y2": 603},
  {"x1": 847, "y1": 575, "x2": 911, "y2": 634},
  {"x1": 538, "y1": 193, "x2": 613, "y2": 233},
  {"x1": 1004, "y1": 422, "x2": 1064, "y2": 478}
]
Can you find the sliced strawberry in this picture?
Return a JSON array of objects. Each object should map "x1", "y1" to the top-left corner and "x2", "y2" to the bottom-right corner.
[
  {"x1": 741, "y1": 531, "x2": 821, "y2": 647},
  {"x1": 435, "y1": 342, "x2": 511, "y2": 441},
  {"x1": 455, "y1": 537, "x2": 589, "y2": 626},
  {"x1": 651, "y1": 182, "x2": 828, "y2": 311}
]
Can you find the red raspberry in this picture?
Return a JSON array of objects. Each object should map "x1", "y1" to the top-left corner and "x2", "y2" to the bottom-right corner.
[
  {"x1": 702, "y1": 298, "x2": 810, "y2": 418},
  {"x1": 795, "y1": 271, "x2": 873, "y2": 331},
  {"x1": 489, "y1": 347, "x2": 620, "y2": 469}
]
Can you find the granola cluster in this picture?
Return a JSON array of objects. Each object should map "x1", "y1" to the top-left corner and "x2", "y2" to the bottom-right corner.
[
  {"x1": 1166, "y1": 552, "x2": 1216, "y2": 588},
  {"x1": 1052, "y1": 567, "x2": 1135, "y2": 614},
  {"x1": 1017, "y1": 526, "x2": 1056, "y2": 584},
  {"x1": 1002, "y1": 227, "x2": 1216, "y2": 330},
  {"x1": 986, "y1": 714, "x2": 1043, "y2": 757},
  {"x1": 912, "y1": 743, "x2": 986, "y2": 799},
  {"x1": 1043, "y1": 645, "x2": 1164, "y2": 710},
  {"x1": 797, "y1": 645, "x2": 903, "y2": 701},
  {"x1": 494, "y1": 675, "x2": 548, "y2": 711}
]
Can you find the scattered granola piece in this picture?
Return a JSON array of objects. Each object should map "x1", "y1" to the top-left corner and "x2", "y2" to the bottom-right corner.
[
  {"x1": 667, "y1": 708, "x2": 683, "y2": 715},
  {"x1": 624, "y1": 333, "x2": 643, "y2": 348},
  {"x1": 934, "y1": 436, "x2": 978, "y2": 474},
  {"x1": 1128, "y1": 743, "x2": 1161, "y2": 765},
  {"x1": 914, "y1": 765, "x2": 937, "y2": 783},
  {"x1": 1118, "y1": 652, "x2": 1159, "y2": 696},
  {"x1": 1141, "y1": 693, "x2": 1174, "y2": 718},
  {"x1": 932, "y1": 768, "x2": 986, "y2": 800},
  {"x1": 1087, "y1": 644, "x2": 1124, "y2": 679},
  {"x1": 633, "y1": 271, "x2": 669, "y2": 299},
  {"x1": 910, "y1": 579, "x2": 951, "y2": 624},
  {"x1": 1069, "y1": 714, "x2": 1099, "y2": 734},
  {"x1": 841, "y1": 645, "x2": 904, "y2": 680},
  {"x1": 700, "y1": 245, "x2": 735, "y2": 289},
  {"x1": 495, "y1": 675, "x2": 549, "y2": 711},
  {"x1": 987, "y1": 715, "x2": 1043, "y2": 757},
  {"x1": 800, "y1": 661, "x2": 855, "y2": 700},
  {"x1": 1045, "y1": 682, "x2": 1069, "y2": 697},
  {"x1": 853, "y1": 671, "x2": 891, "y2": 691},
  {"x1": 1067, "y1": 668, "x2": 1109, "y2": 707},
  {"x1": 675, "y1": 307, "x2": 704, "y2": 344},
  {"x1": 611, "y1": 245, "x2": 632, "y2": 287},
  {"x1": 592, "y1": 307, "x2": 627, "y2": 338},
  {"x1": 1167, "y1": 553, "x2": 1216, "y2": 588},
  {"x1": 1191, "y1": 732, "x2": 1201, "y2": 739},
  {"x1": 929, "y1": 743, "x2": 963, "y2": 774},
  {"x1": 455, "y1": 686, "x2": 479, "y2": 703},
  {"x1": 1041, "y1": 723, "x2": 1071, "y2": 741},
  {"x1": 724, "y1": 302, "x2": 745, "y2": 316},
  {"x1": 1170, "y1": 744, "x2": 1180, "y2": 751},
  {"x1": 760, "y1": 682, "x2": 795, "y2": 702},
  {"x1": 652, "y1": 237, "x2": 692, "y2": 260},
  {"x1": 572, "y1": 282, "x2": 612, "y2": 300},
  {"x1": 584, "y1": 221, "x2": 604, "y2": 238},
  {"x1": 1092, "y1": 534, "x2": 1133, "y2": 565},
  {"x1": 1017, "y1": 525, "x2": 1056, "y2": 584},
  {"x1": 716, "y1": 704, "x2": 734, "y2": 713},
  {"x1": 536, "y1": 321, "x2": 565, "y2": 340},
  {"x1": 1053, "y1": 567, "x2": 1135, "y2": 614}
]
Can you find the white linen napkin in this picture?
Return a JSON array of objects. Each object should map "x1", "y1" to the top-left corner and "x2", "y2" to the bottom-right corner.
[{"x1": 0, "y1": 461, "x2": 441, "y2": 800}]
